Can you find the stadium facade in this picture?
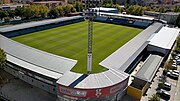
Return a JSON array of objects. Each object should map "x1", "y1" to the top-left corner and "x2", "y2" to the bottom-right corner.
[{"x1": 0, "y1": 14, "x2": 179, "y2": 101}]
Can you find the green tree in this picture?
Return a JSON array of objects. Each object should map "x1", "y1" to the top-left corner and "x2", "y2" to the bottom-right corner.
[
  {"x1": 0, "y1": 10, "x2": 8, "y2": 20},
  {"x1": 103, "y1": 0, "x2": 112, "y2": 4},
  {"x1": 174, "y1": 6, "x2": 180, "y2": 12},
  {"x1": 126, "y1": 5, "x2": 134, "y2": 14},
  {"x1": 39, "y1": 5, "x2": 49, "y2": 18},
  {"x1": 15, "y1": 6, "x2": 24, "y2": 17},
  {"x1": 7, "y1": 10, "x2": 15, "y2": 18},
  {"x1": 0, "y1": 48, "x2": 6, "y2": 69},
  {"x1": 56, "y1": 6, "x2": 64, "y2": 17},
  {"x1": 148, "y1": 94, "x2": 160, "y2": 101},
  {"x1": 0, "y1": 48, "x2": 6, "y2": 83},
  {"x1": 175, "y1": 14, "x2": 180, "y2": 28},
  {"x1": 48, "y1": 7, "x2": 59, "y2": 18},
  {"x1": 73, "y1": 1, "x2": 83, "y2": 12},
  {"x1": 66, "y1": 4, "x2": 73, "y2": 14}
]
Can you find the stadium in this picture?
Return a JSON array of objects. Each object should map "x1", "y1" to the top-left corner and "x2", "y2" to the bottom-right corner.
[{"x1": 0, "y1": 11, "x2": 179, "y2": 101}]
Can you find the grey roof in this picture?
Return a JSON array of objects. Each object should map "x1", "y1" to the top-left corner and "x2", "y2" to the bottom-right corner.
[
  {"x1": 135, "y1": 54, "x2": 163, "y2": 82},
  {"x1": 149, "y1": 27, "x2": 180, "y2": 49},
  {"x1": 0, "y1": 16, "x2": 83, "y2": 33},
  {"x1": 0, "y1": 35, "x2": 77, "y2": 77},
  {"x1": 7, "y1": 54, "x2": 62, "y2": 79},
  {"x1": 100, "y1": 22, "x2": 163, "y2": 72},
  {"x1": 56, "y1": 69, "x2": 129, "y2": 89},
  {"x1": 99, "y1": 12, "x2": 154, "y2": 21}
]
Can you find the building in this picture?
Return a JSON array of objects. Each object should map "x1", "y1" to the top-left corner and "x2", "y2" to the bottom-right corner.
[
  {"x1": 127, "y1": 26, "x2": 180, "y2": 100},
  {"x1": 144, "y1": 11, "x2": 180, "y2": 24},
  {"x1": 92, "y1": 7, "x2": 119, "y2": 14},
  {"x1": 33, "y1": 1, "x2": 67, "y2": 8},
  {"x1": 0, "y1": 4, "x2": 24, "y2": 10}
]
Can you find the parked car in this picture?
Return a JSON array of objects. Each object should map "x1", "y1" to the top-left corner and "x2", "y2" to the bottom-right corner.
[
  {"x1": 163, "y1": 82, "x2": 171, "y2": 91},
  {"x1": 173, "y1": 59, "x2": 176, "y2": 63},
  {"x1": 173, "y1": 62, "x2": 177, "y2": 66},
  {"x1": 167, "y1": 71, "x2": 179, "y2": 80},
  {"x1": 176, "y1": 59, "x2": 180, "y2": 65},
  {"x1": 172, "y1": 64, "x2": 177, "y2": 70},
  {"x1": 175, "y1": 56, "x2": 179, "y2": 60},
  {"x1": 169, "y1": 70, "x2": 180, "y2": 74},
  {"x1": 177, "y1": 54, "x2": 180, "y2": 57},
  {"x1": 156, "y1": 89, "x2": 170, "y2": 100}
]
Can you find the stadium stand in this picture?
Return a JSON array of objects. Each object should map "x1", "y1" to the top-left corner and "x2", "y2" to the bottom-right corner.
[
  {"x1": 0, "y1": 16, "x2": 84, "y2": 38},
  {"x1": 94, "y1": 16, "x2": 108, "y2": 22},
  {"x1": 132, "y1": 21, "x2": 150, "y2": 28}
]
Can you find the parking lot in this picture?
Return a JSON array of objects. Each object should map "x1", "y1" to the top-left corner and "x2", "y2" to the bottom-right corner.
[{"x1": 140, "y1": 67, "x2": 179, "y2": 101}]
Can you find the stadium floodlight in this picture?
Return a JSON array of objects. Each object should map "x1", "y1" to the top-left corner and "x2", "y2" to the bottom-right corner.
[{"x1": 86, "y1": 0, "x2": 99, "y2": 74}]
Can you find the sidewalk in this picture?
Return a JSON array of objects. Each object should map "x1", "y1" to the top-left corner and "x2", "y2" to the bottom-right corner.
[
  {"x1": 0, "y1": 70, "x2": 56, "y2": 101},
  {"x1": 174, "y1": 66, "x2": 180, "y2": 101}
]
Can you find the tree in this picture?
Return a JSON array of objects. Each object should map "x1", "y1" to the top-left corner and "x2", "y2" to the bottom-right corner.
[
  {"x1": 0, "y1": 48, "x2": 6, "y2": 69},
  {"x1": 0, "y1": 48, "x2": 6, "y2": 83},
  {"x1": 66, "y1": 4, "x2": 74, "y2": 14},
  {"x1": 7, "y1": 10, "x2": 15, "y2": 18},
  {"x1": 22, "y1": 6, "x2": 34, "y2": 19},
  {"x1": 48, "y1": 7, "x2": 59, "y2": 18},
  {"x1": 15, "y1": 6, "x2": 24, "y2": 17},
  {"x1": 56, "y1": 6, "x2": 64, "y2": 17},
  {"x1": 73, "y1": 1, "x2": 83, "y2": 12},
  {"x1": 175, "y1": 14, "x2": 180, "y2": 28},
  {"x1": 148, "y1": 94, "x2": 160, "y2": 101},
  {"x1": 0, "y1": 10, "x2": 8, "y2": 20},
  {"x1": 174, "y1": 6, "x2": 180, "y2": 12},
  {"x1": 39, "y1": 5, "x2": 49, "y2": 18}
]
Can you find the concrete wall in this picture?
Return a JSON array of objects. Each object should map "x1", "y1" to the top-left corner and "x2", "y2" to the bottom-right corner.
[
  {"x1": 5, "y1": 61, "x2": 57, "y2": 95},
  {"x1": 147, "y1": 45, "x2": 167, "y2": 56},
  {"x1": 127, "y1": 86, "x2": 142, "y2": 100}
]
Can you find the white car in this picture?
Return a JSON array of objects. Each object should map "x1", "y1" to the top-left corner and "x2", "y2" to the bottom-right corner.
[
  {"x1": 172, "y1": 64, "x2": 177, "y2": 69},
  {"x1": 169, "y1": 70, "x2": 180, "y2": 74}
]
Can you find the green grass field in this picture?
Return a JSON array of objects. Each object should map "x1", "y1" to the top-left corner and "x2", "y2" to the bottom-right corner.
[{"x1": 12, "y1": 21, "x2": 143, "y2": 74}]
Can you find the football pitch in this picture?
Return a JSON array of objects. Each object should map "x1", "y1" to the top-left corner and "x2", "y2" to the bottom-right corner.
[{"x1": 12, "y1": 21, "x2": 143, "y2": 74}]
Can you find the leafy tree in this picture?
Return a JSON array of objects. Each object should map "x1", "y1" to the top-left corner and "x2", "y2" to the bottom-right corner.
[
  {"x1": 126, "y1": 5, "x2": 144, "y2": 16},
  {"x1": 175, "y1": 14, "x2": 180, "y2": 28},
  {"x1": 103, "y1": 0, "x2": 112, "y2": 5},
  {"x1": 0, "y1": 48, "x2": 6, "y2": 84},
  {"x1": 73, "y1": 1, "x2": 83, "y2": 12},
  {"x1": 0, "y1": 48, "x2": 6, "y2": 69},
  {"x1": 0, "y1": 10, "x2": 8, "y2": 20},
  {"x1": 126, "y1": 5, "x2": 134, "y2": 14},
  {"x1": 7, "y1": 10, "x2": 15, "y2": 18},
  {"x1": 39, "y1": 5, "x2": 49, "y2": 18},
  {"x1": 4, "y1": 17, "x2": 10, "y2": 22},
  {"x1": 56, "y1": 6, "x2": 64, "y2": 17},
  {"x1": 15, "y1": 6, "x2": 24, "y2": 17},
  {"x1": 48, "y1": 7, "x2": 59, "y2": 18},
  {"x1": 22, "y1": 6, "x2": 34, "y2": 19},
  {"x1": 66, "y1": 4, "x2": 74, "y2": 14},
  {"x1": 148, "y1": 94, "x2": 160, "y2": 101},
  {"x1": 174, "y1": 6, "x2": 180, "y2": 12}
]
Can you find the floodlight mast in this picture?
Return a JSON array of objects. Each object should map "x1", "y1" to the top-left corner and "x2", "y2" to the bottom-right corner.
[{"x1": 86, "y1": 0, "x2": 96, "y2": 74}]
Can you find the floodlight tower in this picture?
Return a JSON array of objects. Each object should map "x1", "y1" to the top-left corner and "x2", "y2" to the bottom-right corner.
[{"x1": 86, "y1": 0, "x2": 99, "y2": 74}]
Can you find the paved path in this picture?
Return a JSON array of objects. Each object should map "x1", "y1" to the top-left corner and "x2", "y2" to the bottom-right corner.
[
  {"x1": 0, "y1": 70, "x2": 56, "y2": 101},
  {"x1": 174, "y1": 66, "x2": 180, "y2": 101}
]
